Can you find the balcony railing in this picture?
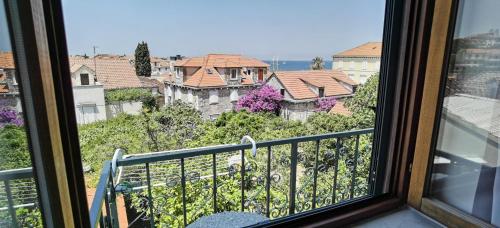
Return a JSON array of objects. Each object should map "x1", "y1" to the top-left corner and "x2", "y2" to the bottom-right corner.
[
  {"x1": 0, "y1": 167, "x2": 38, "y2": 227},
  {"x1": 90, "y1": 128, "x2": 375, "y2": 227},
  {"x1": 0, "y1": 128, "x2": 375, "y2": 227}
]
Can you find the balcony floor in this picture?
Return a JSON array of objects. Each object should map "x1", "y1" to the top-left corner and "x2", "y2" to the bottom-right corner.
[{"x1": 352, "y1": 206, "x2": 444, "y2": 228}]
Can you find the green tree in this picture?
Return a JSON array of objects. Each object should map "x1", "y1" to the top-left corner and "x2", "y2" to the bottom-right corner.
[
  {"x1": 135, "y1": 41, "x2": 151, "y2": 76},
  {"x1": 0, "y1": 125, "x2": 30, "y2": 170},
  {"x1": 311, "y1": 56, "x2": 325, "y2": 70}
]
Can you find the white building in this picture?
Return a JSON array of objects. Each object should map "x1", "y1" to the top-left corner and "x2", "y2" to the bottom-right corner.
[
  {"x1": 69, "y1": 64, "x2": 106, "y2": 124},
  {"x1": 332, "y1": 42, "x2": 382, "y2": 84}
]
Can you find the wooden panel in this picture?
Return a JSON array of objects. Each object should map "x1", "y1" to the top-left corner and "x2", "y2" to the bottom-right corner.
[{"x1": 407, "y1": 0, "x2": 454, "y2": 208}]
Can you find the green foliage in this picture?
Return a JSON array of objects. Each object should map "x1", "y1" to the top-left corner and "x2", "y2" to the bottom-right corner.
[
  {"x1": 0, "y1": 125, "x2": 30, "y2": 170},
  {"x1": 135, "y1": 41, "x2": 151, "y2": 76},
  {"x1": 143, "y1": 101, "x2": 203, "y2": 151},
  {"x1": 78, "y1": 114, "x2": 147, "y2": 184},
  {"x1": 105, "y1": 88, "x2": 153, "y2": 103},
  {"x1": 16, "y1": 208, "x2": 43, "y2": 228}
]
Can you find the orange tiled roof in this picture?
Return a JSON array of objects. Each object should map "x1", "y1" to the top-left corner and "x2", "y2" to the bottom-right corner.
[
  {"x1": 175, "y1": 54, "x2": 269, "y2": 68},
  {"x1": 69, "y1": 55, "x2": 157, "y2": 89},
  {"x1": 271, "y1": 70, "x2": 353, "y2": 100},
  {"x1": 0, "y1": 84, "x2": 8, "y2": 93},
  {"x1": 178, "y1": 54, "x2": 268, "y2": 88},
  {"x1": 329, "y1": 101, "x2": 352, "y2": 116},
  {"x1": 0, "y1": 52, "x2": 15, "y2": 69},
  {"x1": 333, "y1": 42, "x2": 382, "y2": 57}
]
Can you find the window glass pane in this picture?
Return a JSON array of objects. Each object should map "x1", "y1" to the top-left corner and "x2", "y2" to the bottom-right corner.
[
  {"x1": 0, "y1": 1, "x2": 43, "y2": 226},
  {"x1": 62, "y1": 0, "x2": 386, "y2": 226},
  {"x1": 429, "y1": 0, "x2": 500, "y2": 226}
]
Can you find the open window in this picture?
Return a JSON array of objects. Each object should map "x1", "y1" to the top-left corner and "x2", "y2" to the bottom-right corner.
[{"x1": 0, "y1": 0, "x2": 454, "y2": 227}]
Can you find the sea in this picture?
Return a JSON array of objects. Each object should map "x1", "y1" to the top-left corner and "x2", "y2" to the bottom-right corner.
[{"x1": 263, "y1": 60, "x2": 333, "y2": 71}]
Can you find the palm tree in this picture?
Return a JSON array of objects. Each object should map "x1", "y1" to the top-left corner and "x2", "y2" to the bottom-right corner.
[{"x1": 311, "y1": 57, "x2": 324, "y2": 70}]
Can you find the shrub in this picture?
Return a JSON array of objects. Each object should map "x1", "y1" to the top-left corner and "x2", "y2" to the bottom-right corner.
[{"x1": 236, "y1": 85, "x2": 283, "y2": 114}]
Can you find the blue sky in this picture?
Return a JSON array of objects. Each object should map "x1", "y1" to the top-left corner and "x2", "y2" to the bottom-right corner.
[
  {"x1": 1, "y1": 0, "x2": 388, "y2": 60},
  {"x1": 60, "y1": 0, "x2": 386, "y2": 60}
]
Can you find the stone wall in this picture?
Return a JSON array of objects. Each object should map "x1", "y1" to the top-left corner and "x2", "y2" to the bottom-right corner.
[
  {"x1": 165, "y1": 84, "x2": 256, "y2": 120},
  {"x1": 281, "y1": 101, "x2": 317, "y2": 122}
]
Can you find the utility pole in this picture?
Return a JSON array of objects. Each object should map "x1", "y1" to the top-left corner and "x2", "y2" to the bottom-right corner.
[{"x1": 93, "y1": 46, "x2": 98, "y2": 82}]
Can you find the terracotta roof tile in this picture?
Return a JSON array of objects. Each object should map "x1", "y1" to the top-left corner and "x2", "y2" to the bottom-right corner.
[
  {"x1": 334, "y1": 42, "x2": 382, "y2": 57},
  {"x1": 69, "y1": 56, "x2": 157, "y2": 89},
  {"x1": 175, "y1": 54, "x2": 269, "y2": 68},
  {"x1": 0, "y1": 52, "x2": 15, "y2": 69},
  {"x1": 176, "y1": 54, "x2": 268, "y2": 88},
  {"x1": 0, "y1": 84, "x2": 8, "y2": 93},
  {"x1": 271, "y1": 70, "x2": 353, "y2": 100},
  {"x1": 329, "y1": 101, "x2": 352, "y2": 116}
]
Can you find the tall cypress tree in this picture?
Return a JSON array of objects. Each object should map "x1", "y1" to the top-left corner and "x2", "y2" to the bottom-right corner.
[{"x1": 135, "y1": 41, "x2": 151, "y2": 76}]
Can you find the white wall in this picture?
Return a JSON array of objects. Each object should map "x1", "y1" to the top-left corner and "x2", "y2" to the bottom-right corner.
[
  {"x1": 105, "y1": 101, "x2": 143, "y2": 119},
  {"x1": 72, "y1": 84, "x2": 106, "y2": 124}
]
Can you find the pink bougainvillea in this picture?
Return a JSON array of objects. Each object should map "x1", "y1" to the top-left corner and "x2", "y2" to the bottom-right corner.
[
  {"x1": 0, "y1": 106, "x2": 23, "y2": 127},
  {"x1": 315, "y1": 96, "x2": 337, "y2": 112},
  {"x1": 236, "y1": 85, "x2": 283, "y2": 114}
]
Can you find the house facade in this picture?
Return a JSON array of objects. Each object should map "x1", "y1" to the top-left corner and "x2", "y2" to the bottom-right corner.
[
  {"x1": 165, "y1": 54, "x2": 269, "y2": 119},
  {"x1": 266, "y1": 70, "x2": 357, "y2": 121},
  {"x1": 69, "y1": 55, "x2": 160, "y2": 123},
  {"x1": 69, "y1": 64, "x2": 107, "y2": 124},
  {"x1": 0, "y1": 52, "x2": 22, "y2": 112},
  {"x1": 332, "y1": 42, "x2": 382, "y2": 84}
]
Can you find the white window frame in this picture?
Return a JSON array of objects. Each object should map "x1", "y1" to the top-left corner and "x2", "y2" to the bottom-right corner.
[
  {"x1": 362, "y1": 61, "x2": 368, "y2": 70},
  {"x1": 230, "y1": 69, "x2": 238, "y2": 80},
  {"x1": 209, "y1": 90, "x2": 219, "y2": 104},
  {"x1": 230, "y1": 89, "x2": 239, "y2": 101}
]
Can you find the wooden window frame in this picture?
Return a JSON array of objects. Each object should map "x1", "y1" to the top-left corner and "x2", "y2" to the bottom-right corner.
[
  {"x1": 4, "y1": 0, "x2": 90, "y2": 227},
  {"x1": 408, "y1": 0, "x2": 497, "y2": 227},
  {"x1": 2, "y1": 0, "x2": 447, "y2": 226}
]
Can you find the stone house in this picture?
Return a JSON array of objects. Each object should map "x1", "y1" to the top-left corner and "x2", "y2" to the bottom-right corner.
[
  {"x1": 0, "y1": 51, "x2": 22, "y2": 112},
  {"x1": 332, "y1": 42, "x2": 382, "y2": 84},
  {"x1": 164, "y1": 54, "x2": 269, "y2": 119},
  {"x1": 266, "y1": 70, "x2": 358, "y2": 121}
]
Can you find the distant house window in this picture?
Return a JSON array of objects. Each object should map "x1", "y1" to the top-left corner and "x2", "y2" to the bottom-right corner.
[
  {"x1": 206, "y1": 68, "x2": 213, "y2": 74},
  {"x1": 318, "y1": 87, "x2": 325, "y2": 97},
  {"x1": 187, "y1": 90, "x2": 194, "y2": 103},
  {"x1": 280, "y1": 89, "x2": 285, "y2": 96},
  {"x1": 349, "y1": 61, "x2": 355, "y2": 70},
  {"x1": 230, "y1": 69, "x2": 238, "y2": 80},
  {"x1": 362, "y1": 61, "x2": 368, "y2": 70},
  {"x1": 230, "y1": 89, "x2": 239, "y2": 101},
  {"x1": 80, "y1": 73, "x2": 89, "y2": 85},
  {"x1": 209, "y1": 90, "x2": 219, "y2": 104}
]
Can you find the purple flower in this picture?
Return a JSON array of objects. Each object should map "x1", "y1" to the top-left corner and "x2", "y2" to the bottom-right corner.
[
  {"x1": 315, "y1": 97, "x2": 337, "y2": 112},
  {"x1": 0, "y1": 106, "x2": 23, "y2": 127},
  {"x1": 236, "y1": 85, "x2": 283, "y2": 114}
]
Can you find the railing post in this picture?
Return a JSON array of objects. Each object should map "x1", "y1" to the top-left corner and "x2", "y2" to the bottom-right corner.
[
  {"x1": 266, "y1": 146, "x2": 272, "y2": 218},
  {"x1": 289, "y1": 142, "x2": 298, "y2": 215},
  {"x1": 332, "y1": 138, "x2": 341, "y2": 204},
  {"x1": 108, "y1": 168, "x2": 119, "y2": 227},
  {"x1": 212, "y1": 153, "x2": 218, "y2": 213},
  {"x1": 241, "y1": 149, "x2": 245, "y2": 212},
  {"x1": 145, "y1": 163, "x2": 155, "y2": 228},
  {"x1": 4, "y1": 180, "x2": 18, "y2": 228},
  {"x1": 180, "y1": 159, "x2": 187, "y2": 227},
  {"x1": 312, "y1": 140, "x2": 320, "y2": 209},
  {"x1": 351, "y1": 135, "x2": 360, "y2": 199}
]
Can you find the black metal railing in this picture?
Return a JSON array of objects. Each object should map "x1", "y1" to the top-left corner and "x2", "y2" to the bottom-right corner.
[
  {"x1": 0, "y1": 167, "x2": 40, "y2": 227},
  {"x1": 90, "y1": 128, "x2": 375, "y2": 227}
]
